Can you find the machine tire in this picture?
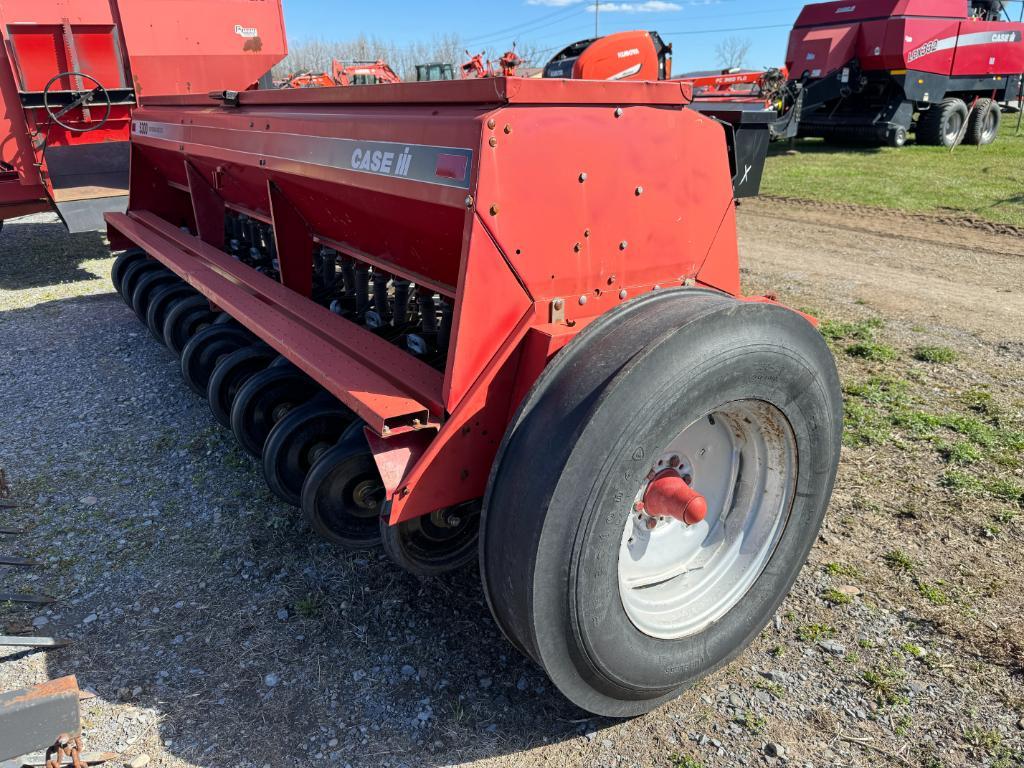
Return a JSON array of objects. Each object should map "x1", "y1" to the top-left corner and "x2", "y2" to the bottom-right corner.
[
  {"x1": 481, "y1": 290, "x2": 842, "y2": 717},
  {"x1": 146, "y1": 283, "x2": 196, "y2": 343},
  {"x1": 163, "y1": 295, "x2": 219, "y2": 356},
  {"x1": 886, "y1": 126, "x2": 908, "y2": 148},
  {"x1": 130, "y1": 269, "x2": 179, "y2": 320},
  {"x1": 916, "y1": 98, "x2": 968, "y2": 147},
  {"x1": 262, "y1": 398, "x2": 353, "y2": 506},
  {"x1": 179, "y1": 325, "x2": 254, "y2": 396},
  {"x1": 206, "y1": 344, "x2": 277, "y2": 428},
  {"x1": 965, "y1": 98, "x2": 1000, "y2": 145},
  {"x1": 111, "y1": 249, "x2": 147, "y2": 298},
  {"x1": 302, "y1": 424, "x2": 385, "y2": 548},
  {"x1": 229, "y1": 363, "x2": 322, "y2": 457},
  {"x1": 381, "y1": 500, "x2": 480, "y2": 577},
  {"x1": 119, "y1": 260, "x2": 165, "y2": 310}
]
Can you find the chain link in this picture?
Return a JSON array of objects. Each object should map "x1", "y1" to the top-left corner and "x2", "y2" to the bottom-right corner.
[{"x1": 45, "y1": 735, "x2": 84, "y2": 768}]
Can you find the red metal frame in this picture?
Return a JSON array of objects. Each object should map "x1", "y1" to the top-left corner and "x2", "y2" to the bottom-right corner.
[{"x1": 106, "y1": 77, "x2": 747, "y2": 526}]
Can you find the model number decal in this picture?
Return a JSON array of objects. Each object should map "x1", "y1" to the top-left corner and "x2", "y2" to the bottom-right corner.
[
  {"x1": 234, "y1": 24, "x2": 259, "y2": 38},
  {"x1": 908, "y1": 39, "x2": 939, "y2": 62}
]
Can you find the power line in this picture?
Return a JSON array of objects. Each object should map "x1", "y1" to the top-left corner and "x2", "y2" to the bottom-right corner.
[
  {"x1": 661, "y1": 22, "x2": 792, "y2": 35},
  {"x1": 465, "y1": 6, "x2": 588, "y2": 47}
]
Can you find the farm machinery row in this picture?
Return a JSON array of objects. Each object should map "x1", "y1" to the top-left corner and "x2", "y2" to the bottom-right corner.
[{"x1": 544, "y1": 0, "x2": 1024, "y2": 147}]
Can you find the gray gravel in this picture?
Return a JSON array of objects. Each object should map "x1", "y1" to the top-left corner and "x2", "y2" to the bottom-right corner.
[{"x1": 1, "y1": 212, "x2": 1022, "y2": 768}]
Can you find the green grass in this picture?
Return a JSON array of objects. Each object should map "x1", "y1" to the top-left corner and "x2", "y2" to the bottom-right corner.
[
  {"x1": 912, "y1": 345, "x2": 957, "y2": 364},
  {"x1": 822, "y1": 588, "x2": 853, "y2": 606},
  {"x1": 762, "y1": 122, "x2": 1024, "y2": 227}
]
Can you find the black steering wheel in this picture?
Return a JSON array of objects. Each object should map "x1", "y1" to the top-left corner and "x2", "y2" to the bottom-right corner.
[{"x1": 42, "y1": 71, "x2": 112, "y2": 133}]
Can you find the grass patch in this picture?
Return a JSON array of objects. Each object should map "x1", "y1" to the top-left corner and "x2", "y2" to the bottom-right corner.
[
  {"x1": 884, "y1": 549, "x2": 915, "y2": 572},
  {"x1": 822, "y1": 588, "x2": 852, "y2": 606},
  {"x1": 861, "y1": 664, "x2": 908, "y2": 706},
  {"x1": 762, "y1": 123, "x2": 1024, "y2": 227},
  {"x1": 797, "y1": 624, "x2": 835, "y2": 642},
  {"x1": 912, "y1": 345, "x2": 957, "y2": 364},
  {"x1": 820, "y1": 316, "x2": 883, "y2": 342},
  {"x1": 825, "y1": 562, "x2": 860, "y2": 578},
  {"x1": 846, "y1": 341, "x2": 897, "y2": 362},
  {"x1": 917, "y1": 581, "x2": 950, "y2": 606},
  {"x1": 734, "y1": 712, "x2": 767, "y2": 734}
]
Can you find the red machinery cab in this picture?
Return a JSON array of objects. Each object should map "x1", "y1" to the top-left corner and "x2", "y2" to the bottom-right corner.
[
  {"x1": 543, "y1": 31, "x2": 672, "y2": 81},
  {"x1": 0, "y1": 0, "x2": 287, "y2": 232}
]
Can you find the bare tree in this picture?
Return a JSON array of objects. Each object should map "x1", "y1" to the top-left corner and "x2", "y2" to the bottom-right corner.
[
  {"x1": 275, "y1": 34, "x2": 469, "y2": 81},
  {"x1": 715, "y1": 36, "x2": 753, "y2": 70}
]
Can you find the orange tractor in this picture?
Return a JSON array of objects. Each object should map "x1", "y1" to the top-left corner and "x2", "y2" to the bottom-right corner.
[
  {"x1": 282, "y1": 59, "x2": 401, "y2": 89},
  {"x1": 461, "y1": 48, "x2": 523, "y2": 78}
]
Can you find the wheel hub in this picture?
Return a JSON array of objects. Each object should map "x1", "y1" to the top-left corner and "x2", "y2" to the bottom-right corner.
[{"x1": 617, "y1": 401, "x2": 797, "y2": 640}]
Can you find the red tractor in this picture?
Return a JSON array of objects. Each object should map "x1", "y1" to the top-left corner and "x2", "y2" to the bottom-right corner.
[
  {"x1": 460, "y1": 48, "x2": 523, "y2": 79},
  {"x1": 282, "y1": 60, "x2": 401, "y2": 89},
  {"x1": 0, "y1": 0, "x2": 286, "y2": 233}
]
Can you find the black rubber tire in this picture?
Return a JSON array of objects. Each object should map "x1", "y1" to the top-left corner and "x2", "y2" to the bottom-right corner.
[
  {"x1": 302, "y1": 425, "x2": 384, "y2": 548},
  {"x1": 480, "y1": 289, "x2": 843, "y2": 717},
  {"x1": 146, "y1": 283, "x2": 196, "y2": 343},
  {"x1": 263, "y1": 399, "x2": 353, "y2": 506},
  {"x1": 130, "y1": 269, "x2": 178, "y2": 321},
  {"x1": 162, "y1": 295, "x2": 219, "y2": 356},
  {"x1": 229, "y1": 364, "x2": 322, "y2": 457},
  {"x1": 381, "y1": 500, "x2": 480, "y2": 577},
  {"x1": 180, "y1": 325, "x2": 254, "y2": 396},
  {"x1": 119, "y1": 260, "x2": 164, "y2": 310},
  {"x1": 206, "y1": 344, "x2": 277, "y2": 428},
  {"x1": 886, "y1": 126, "x2": 908, "y2": 148},
  {"x1": 965, "y1": 98, "x2": 1001, "y2": 145},
  {"x1": 916, "y1": 98, "x2": 968, "y2": 147},
  {"x1": 111, "y1": 248, "x2": 147, "y2": 298}
]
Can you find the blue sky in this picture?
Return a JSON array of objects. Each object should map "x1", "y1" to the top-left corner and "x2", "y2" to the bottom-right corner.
[{"x1": 280, "y1": 0, "x2": 812, "y2": 73}]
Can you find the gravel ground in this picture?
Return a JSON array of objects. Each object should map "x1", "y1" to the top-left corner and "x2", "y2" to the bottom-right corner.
[{"x1": 1, "y1": 206, "x2": 1022, "y2": 768}]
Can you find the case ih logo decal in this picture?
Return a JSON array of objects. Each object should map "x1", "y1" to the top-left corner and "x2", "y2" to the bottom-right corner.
[
  {"x1": 234, "y1": 24, "x2": 259, "y2": 38},
  {"x1": 131, "y1": 121, "x2": 473, "y2": 190}
]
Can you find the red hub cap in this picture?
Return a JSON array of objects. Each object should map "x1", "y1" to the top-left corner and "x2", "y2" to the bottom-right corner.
[{"x1": 643, "y1": 470, "x2": 708, "y2": 526}]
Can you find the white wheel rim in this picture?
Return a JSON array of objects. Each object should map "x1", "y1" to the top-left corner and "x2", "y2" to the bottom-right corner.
[{"x1": 616, "y1": 401, "x2": 797, "y2": 640}]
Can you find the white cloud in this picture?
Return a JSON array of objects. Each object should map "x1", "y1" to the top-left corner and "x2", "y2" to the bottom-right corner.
[{"x1": 586, "y1": 0, "x2": 683, "y2": 10}]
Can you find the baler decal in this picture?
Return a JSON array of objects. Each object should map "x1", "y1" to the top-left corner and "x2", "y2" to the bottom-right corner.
[
  {"x1": 130, "y1": 121, "x2": 474, "y2": 189},
  {"x1": 908, "y1": 30, "x2": 1022, "y2": 63}
]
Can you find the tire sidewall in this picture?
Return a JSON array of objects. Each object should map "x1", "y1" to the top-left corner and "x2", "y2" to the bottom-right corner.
[{"x1": 530, "y1": 305, "x2": 842, "y2": 715}]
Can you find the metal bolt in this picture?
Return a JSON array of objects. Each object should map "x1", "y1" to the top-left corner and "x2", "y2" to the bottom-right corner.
[
  {"x1": 487, "y1": 118, "x2": 496, "y2": 129},
  {"x1": 464, "y1": 195, "x2": 474, "y2": 208},
  {"x1": 503, "y1": 124, "x2": 512, "y2": 134},
  {"x1": 578, "y1": 172, "x2": 587, "y2": 182},
  {"x1": 583, "y1": 229, "x2": 591, "y2": 238},
  {"x1": 573, "y1": 242, "x2": 581, "y2": 253},
  {"x1": 645, "y1": 517, "x2": 658, "y2": 530},
  {"x1": 489, "y1": 137, "x2": 498, "y2": 148},
  {"x1": 578, "y1": 295, "x2": 588, "y2": 306},
  {"x1": 614, "y1": 107, "x2": 623, "y2": 118},
  {"x1": 619, "y1": 289, "x2": 628, "y2": 300},
  {"x1": 619, "y1": 241, "x2": 628, "y2": 251},
  {"x1": 489, "y1": 204, "x2": 500, "y2": 216},
  {"x1": 635, "y1": 186, "x2": 644, "y2": 196},
  {"x1": 553, "y1": 299, "x2": 565, "y2": 311},
  {"x1": 607, "y1": 275, "x2": 615, "y2": 285},
  {"x1": 684, "y1": 278, "x2": 696, "y2": 286},
  {"x1": 669, "y1": 455, "x2": 681, "y2": 468},
  {"x1": 653, "y1": 284, "x2": 661, "y2": 290}
]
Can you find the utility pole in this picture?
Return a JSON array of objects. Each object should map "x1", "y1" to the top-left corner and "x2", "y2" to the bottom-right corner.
[{"x1": 595, "y1": 0, "x2": 599, "y2": 37}]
